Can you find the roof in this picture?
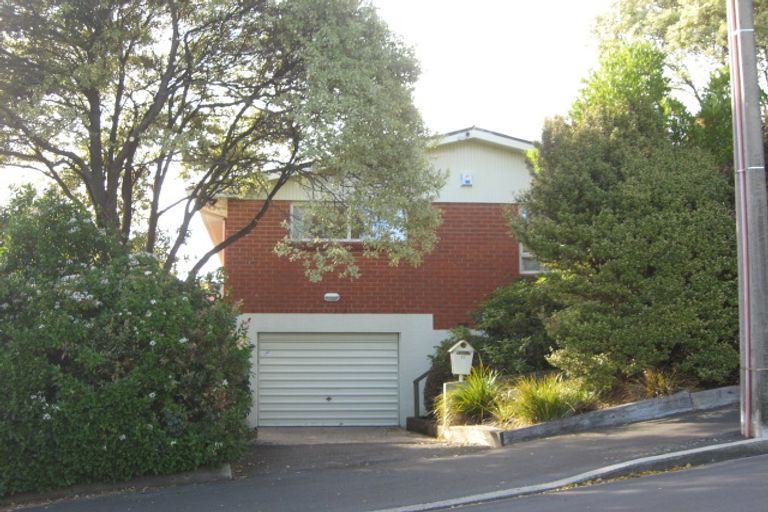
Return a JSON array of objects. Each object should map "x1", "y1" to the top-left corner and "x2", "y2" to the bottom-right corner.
[{"x1": 436, "y1": 126, "x2": 534, "y2": 152}]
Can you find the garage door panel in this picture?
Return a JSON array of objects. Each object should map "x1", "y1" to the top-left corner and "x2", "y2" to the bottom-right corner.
[
  {"x1": 257, "y1": 332, "x2": 399, "y2": 427},
  {"x1": 259, "y1": 410, "x2": 399, "y2": 422},
  {"x1": 259, "y1": 396, "x2": 399, "y2": 404},
  {"x1": 261, "y1": 333, "x2": 396, "y2": 343},
  {"x1": 260, "y1": 402, "x2": 399, "y2": 411},
  {"x1": 260, "y1": 350, "x2": 398, "y2": 359},
  {"x1": 259, "y1": 369, "x2": 397, "y2": 377},
  {"x1": 259, "y1": 388, "x2": 398, "y2": 397}
]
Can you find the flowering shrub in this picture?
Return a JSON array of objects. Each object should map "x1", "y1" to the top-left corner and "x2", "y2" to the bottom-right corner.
[{"x1": 0, "y1": 190, "x2": 252, "y2": 496}]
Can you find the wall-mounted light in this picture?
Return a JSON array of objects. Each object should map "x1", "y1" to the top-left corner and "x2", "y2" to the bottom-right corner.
[{"x1": 324, "y1": 292, "x2": 341, "y2": 302}]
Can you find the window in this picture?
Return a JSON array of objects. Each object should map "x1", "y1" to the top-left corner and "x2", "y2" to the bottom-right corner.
[
  {"x1": 290, "y1": 203, "x2": 406, "y2": 242},
  {"x1": 520, "y1": 244, "x2": 546, "y2": 274}
]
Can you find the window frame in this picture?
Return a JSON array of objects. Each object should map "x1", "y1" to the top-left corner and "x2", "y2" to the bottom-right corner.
[
  {"x1": 519, "y1": 243, "x2": 546, "y2": 275},
  {"x1": 289, "y1": 203, "x2": 407, "y2": 243}
]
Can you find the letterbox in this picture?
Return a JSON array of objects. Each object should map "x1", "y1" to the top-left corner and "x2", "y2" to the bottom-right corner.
[{"x1": 448, "y1": 340, "x2": 476, "y2": 379}]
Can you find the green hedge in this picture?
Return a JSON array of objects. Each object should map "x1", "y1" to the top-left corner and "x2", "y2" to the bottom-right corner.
[{"x1": 0, "y1": 191, "x2": 252, "y2": 496}]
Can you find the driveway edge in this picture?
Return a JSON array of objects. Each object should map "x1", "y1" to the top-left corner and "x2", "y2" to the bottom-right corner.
[{"x1": 369, "y1": 438, "x2": 768, "y2": 512}]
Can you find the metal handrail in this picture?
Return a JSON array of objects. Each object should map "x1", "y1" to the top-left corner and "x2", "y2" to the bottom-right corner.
[{"x1": 412, "y1": 369, "x2": 431, "y2": 417}]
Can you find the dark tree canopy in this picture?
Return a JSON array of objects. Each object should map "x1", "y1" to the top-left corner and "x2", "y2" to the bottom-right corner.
[
  {"x1": 0, "y1": 0, "x2": 444, "y2": 278},
  {"x1": 511, "y1": 45, "x2": 739, "y2": 390}
]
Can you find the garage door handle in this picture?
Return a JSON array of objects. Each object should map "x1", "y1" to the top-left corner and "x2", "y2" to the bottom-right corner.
[{"x1": 326, "y1": 396, "x2": 332, "y2": 401}]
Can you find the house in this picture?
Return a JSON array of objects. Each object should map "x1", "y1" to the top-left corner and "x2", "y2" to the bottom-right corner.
[{"x1": 200, "y1": 127, "x2": 535, "y2": 428}]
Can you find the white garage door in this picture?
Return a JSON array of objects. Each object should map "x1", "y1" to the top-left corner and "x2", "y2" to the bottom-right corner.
[{"x1": 257, "y1": 332, "x2": 400, "y2": 426}]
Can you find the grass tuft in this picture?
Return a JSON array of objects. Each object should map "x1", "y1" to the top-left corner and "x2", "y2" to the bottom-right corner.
[{"x1": 500, "y1": 373, "x2": 597, "y2": 425}]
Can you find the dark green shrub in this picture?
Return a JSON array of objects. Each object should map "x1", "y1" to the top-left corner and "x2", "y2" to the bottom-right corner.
[
  {"x1": 0, "y1": 191, "x2": 252, "y2": 496},
  {"x1": 473, "y1": 279, "x2": 556, "y2": 375},
  {"x1": 423, "y1": 279, "x2": 557, "y2": 414},
  {"x1": 511, "y1": 45, "x2": 739, "y2": 391}
]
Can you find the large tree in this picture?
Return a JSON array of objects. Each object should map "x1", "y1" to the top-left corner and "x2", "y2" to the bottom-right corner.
[
  {"x1": 0, "y1": 0, "x2": 444, "y2": 279},
  {"x1": 596, "y1": 0, "x2": 768, "y2": 100},
  {"x1": 511, "y1": 45, "x2": 739, "y2": 390}
]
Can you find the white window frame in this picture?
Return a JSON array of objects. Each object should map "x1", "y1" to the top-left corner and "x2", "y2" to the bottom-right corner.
[
  {"x1": 290, "y1": 203, "x2": 360, "y2": 242},
  {"x1": 519, "y1": 243, "x2": 546, "y2": 275},
  {"x1": 289, "y1": 203, "x2": 406, "y2": 242}
]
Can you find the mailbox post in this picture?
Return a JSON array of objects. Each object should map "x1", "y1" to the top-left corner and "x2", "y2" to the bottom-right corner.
[{"x1": 448, "y1": 340, "x2": 476, "y2": 382}]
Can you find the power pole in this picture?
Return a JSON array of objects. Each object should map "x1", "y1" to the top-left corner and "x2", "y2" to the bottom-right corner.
[{"x1": 727, "y1": 0, "x2": 768, "y2": 438}]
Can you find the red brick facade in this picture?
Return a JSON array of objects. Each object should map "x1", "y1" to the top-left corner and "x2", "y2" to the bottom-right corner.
[{"x1": 224, "y1": 199, "x2": 521, "y2": 330}]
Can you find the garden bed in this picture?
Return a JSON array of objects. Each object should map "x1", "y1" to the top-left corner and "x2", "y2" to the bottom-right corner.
[{"x1": 439, "y1": 385, "x2": 738, "y2": 448}]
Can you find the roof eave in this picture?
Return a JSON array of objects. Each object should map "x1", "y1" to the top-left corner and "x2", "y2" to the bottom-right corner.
[{"x1": 436, "y1": 126, "x2": 534, "y2": 152}]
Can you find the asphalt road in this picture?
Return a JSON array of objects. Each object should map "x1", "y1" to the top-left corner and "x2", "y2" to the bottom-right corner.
[
  {"x1": 444, "y1": 453, "x2": 768, "y2": 512},
  {"x1": 10, "y1": 407, "x2": 743, "y2": 512}
]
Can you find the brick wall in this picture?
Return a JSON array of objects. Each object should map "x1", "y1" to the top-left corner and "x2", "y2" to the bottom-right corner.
[{"x1": 224, "y1": 200, "x2": 521, "y2": 330}]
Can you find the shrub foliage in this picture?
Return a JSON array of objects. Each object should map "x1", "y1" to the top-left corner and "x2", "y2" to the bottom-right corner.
[
  {"x1": 0, "y1": 191, "x2": 252, "y2": 496},
  {"x1": 423, "y1": 279, "x2": 556, "y2": 413},
  {"x1": 510, "y1": 45, "x2": 738, "y2": 391}
]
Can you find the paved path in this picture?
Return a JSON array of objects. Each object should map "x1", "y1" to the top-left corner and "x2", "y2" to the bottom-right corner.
[
  {"x1": 15, "y1": 406, "x2": 742, "y2": 512},
  {"x1": 440, "y1": 453, "x2": 768, "y2": 511}
]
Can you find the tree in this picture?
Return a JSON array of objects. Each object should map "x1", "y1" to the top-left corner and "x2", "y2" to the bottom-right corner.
[
  {"x1": 0, "y1": 0, "x2": 444, "y2": 279},
  {"x1": 511, "y1": 45, "x2": 739, "y2": 391},
  {"x1": 596, "y1": 0, "x2": 768, "y2": 99}
]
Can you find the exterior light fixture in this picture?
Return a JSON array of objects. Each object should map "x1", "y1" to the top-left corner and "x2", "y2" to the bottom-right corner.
[{"x1": 323, "y1": 292, "x2": 341, "y2": 302}]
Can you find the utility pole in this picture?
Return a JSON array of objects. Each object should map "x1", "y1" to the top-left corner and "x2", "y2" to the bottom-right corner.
[{"x1": 727, "y1": 0, "x2": 768, "y2": 438}]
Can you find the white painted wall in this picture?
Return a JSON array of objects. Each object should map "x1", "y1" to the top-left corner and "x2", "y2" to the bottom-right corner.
[
  {"x1": 431, "y1": 139, "x2": 532, "y2": 203},
  {"x1": 240, "y1": 313, "x2": 450, "y2": 427},
  {"x1": 216, "y1": 138, "x2": 532, "y2": 205}
]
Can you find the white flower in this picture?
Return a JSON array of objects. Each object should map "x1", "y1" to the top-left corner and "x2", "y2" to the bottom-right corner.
[
  {"x1": 222, "y1": 379, "x2": 228, "y2": 387},
  {"x1": 213, "y1": 441, "x2": 223, "y2": 449},
  {"x1": 144, "y1": 270, "x2": 152, "y2": 276},
  {"x1": 145, "y1": 311, "x2": 152, "y2": 318},
  {"x1": 150, "y1": 299, "x2": 157, "y2": 305},
  {"x1": 170, "y1": 440, "x2": 177, "y2": 446},
  {"x1": 42, "y1": 413, "x2": 52, "y2": 421},
  {"x1": 149, "y1": 340, "x2": 156, "y2": 347},
  {"x1": 148, "y1": 392, "x2": 156, "y2": 399},
  {"x1": 102, "y1": 445, "x2": 107, "y2": 451},
  {"x1": 100, "y1": 277, "x2": 109, "y2": 285},
  {"x1": 178, "y1": 337, "x2": 188, "y2": 344},
  {"x1": 118, "y1": 434, "x2": 126, "y2": 441}
]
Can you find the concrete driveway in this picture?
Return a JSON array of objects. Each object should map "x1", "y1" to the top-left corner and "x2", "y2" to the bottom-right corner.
[
  {"x1": 232, "y1": 426, "x2": 483, "y2": 481},
  {"x1": 254, "y1": 426, "x2": 440, "y2": 445}
]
